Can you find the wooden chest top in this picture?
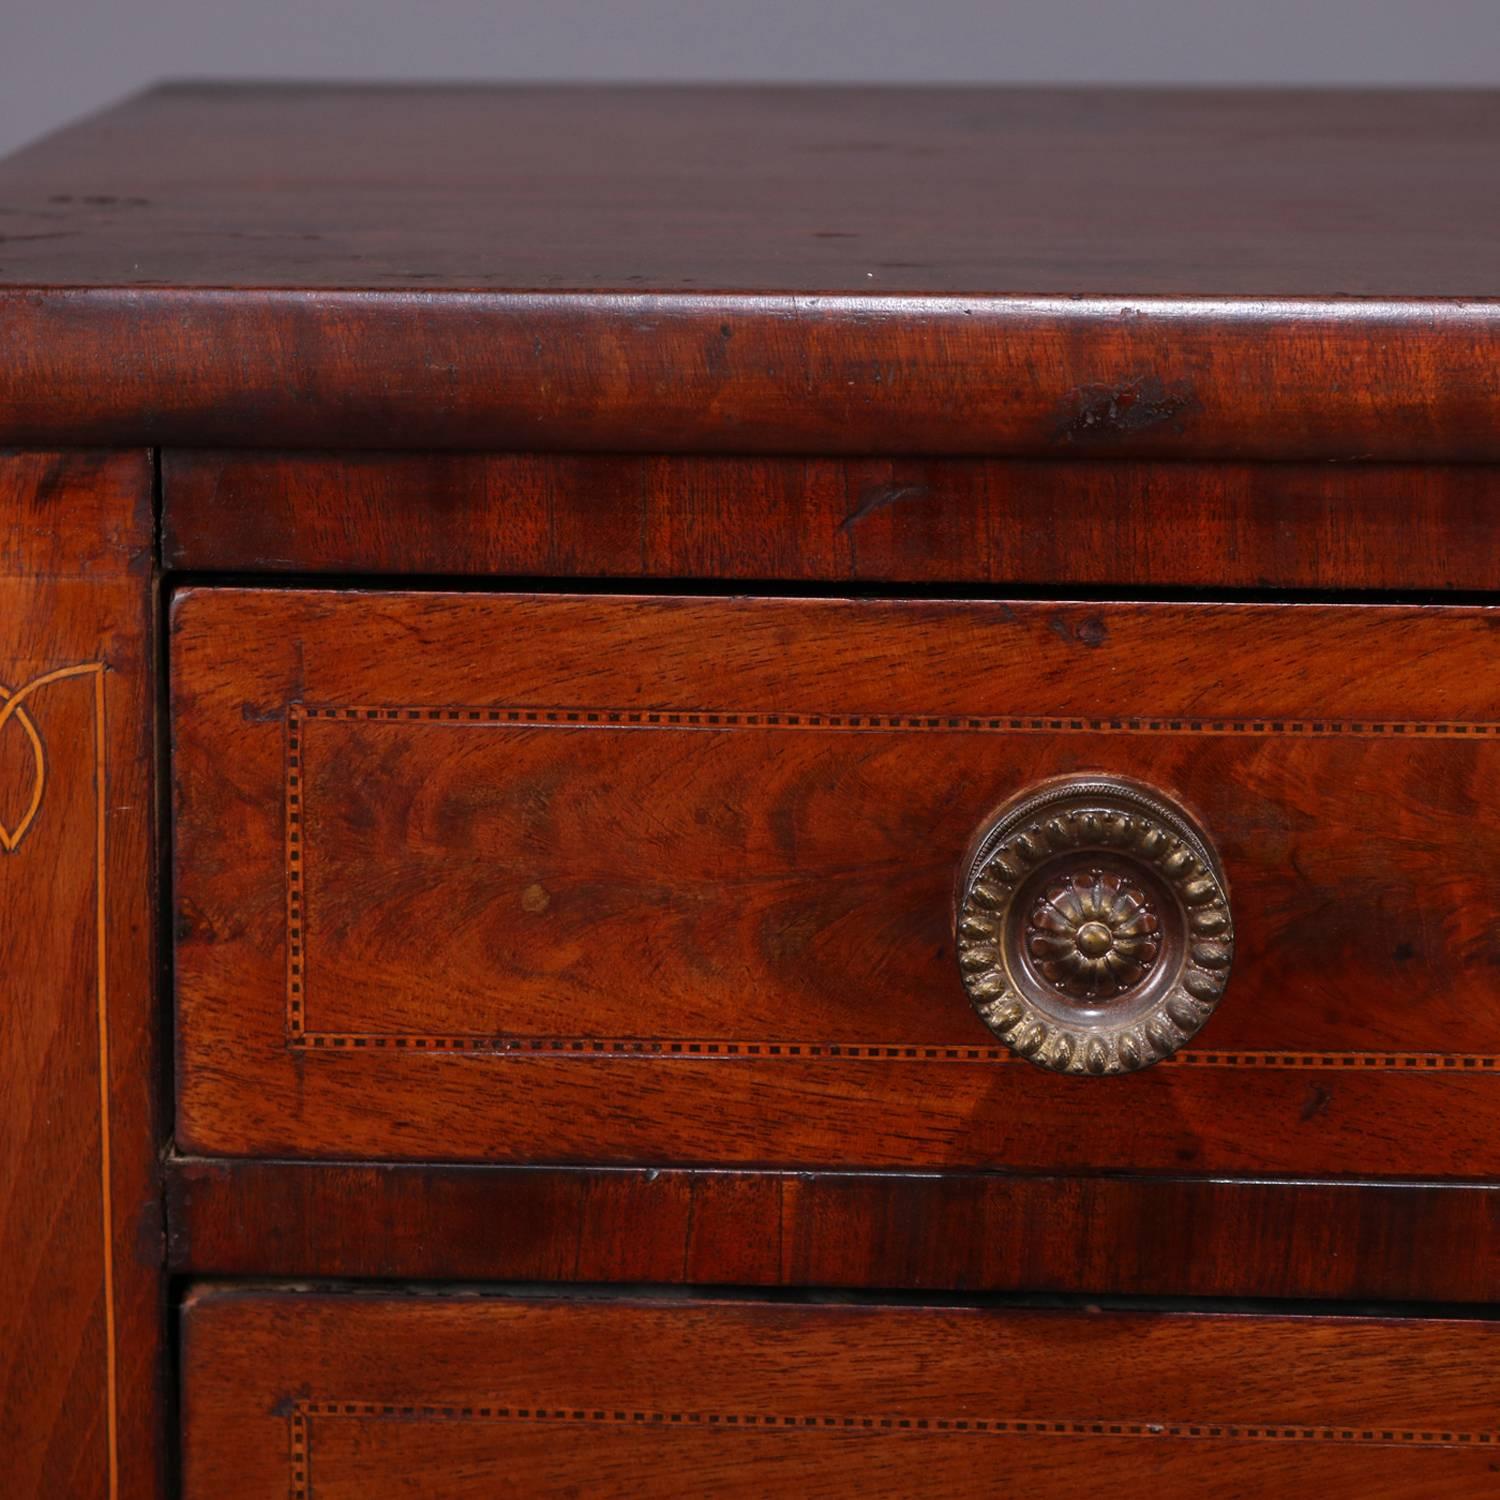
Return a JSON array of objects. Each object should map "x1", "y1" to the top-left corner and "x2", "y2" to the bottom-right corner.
[{"x1": 2, "y1": 84, "x2": 1499, "y2": 458}]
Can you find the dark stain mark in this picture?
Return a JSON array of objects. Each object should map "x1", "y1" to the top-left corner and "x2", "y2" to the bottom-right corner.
[
  {"x1": 705, "y1": 322, "x2": 735, "y2": 377},
  {"x1": 49, "y1": 193, "x2": 149, "y2": 206},
  {"x1": 0, "y1": 231, "x2": 78, "y2": 245},
  {"x1": 812, "y1": 230, "x2": 860, "y2": 239},
  {"x1": 1300, "y1": 1084, "x2": 1332, "y2": 1122},
  {"x1": 132, "y1": 1192, "x2": 163, "y2": 1268},
  {"x1": 1393, "y1": 941, "x2": 1417, "y2": 962},
  {"x1": 1047, "y1": 614, "x2": 1108, "y2": 649},
  {"x1": 1055, "y1": 374, "x2": 1199, "y2": 444},
  {"x1": 840, "y1": 482, "x2": 931, "y2": 532},
  {"x1": 27, "y1": 459, "x2": 69, "y2": 511}
]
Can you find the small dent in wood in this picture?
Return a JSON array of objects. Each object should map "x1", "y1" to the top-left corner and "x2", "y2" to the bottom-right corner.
[
  {"x1": 1055, "y1": 374, "x2": 1199, "y2": 443},
  {"x1": 1047, "y1": 614, "x2": 1109, "y2": 649},
  {"x1": 1300, "y1": 1084, "x2": 1333, "y2": 1122},
  {"x1": 840, "y1": 482, "x2": 931, "y2": 531}
]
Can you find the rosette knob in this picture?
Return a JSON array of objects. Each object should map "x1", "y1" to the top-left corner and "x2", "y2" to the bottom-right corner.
[{"x1": 956, "y1": 777, "x2": 1233, "y2": 1075}]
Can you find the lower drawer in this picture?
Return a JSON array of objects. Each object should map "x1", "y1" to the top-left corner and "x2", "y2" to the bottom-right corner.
[{"x1": 181, "y1": 1290, "x2": 1500, "y2": 1498}]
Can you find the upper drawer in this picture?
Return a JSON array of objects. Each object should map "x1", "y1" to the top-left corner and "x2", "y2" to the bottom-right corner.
[{"x1": 173, "y1": 591, "x2": 1500, "y2": 1172}]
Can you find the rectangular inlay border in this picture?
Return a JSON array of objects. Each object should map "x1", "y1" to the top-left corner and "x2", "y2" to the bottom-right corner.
[
  {"x1": 288, "y1": 1397, "x2": 1499, "y2": 1496},
  {"x1": 1, "y1": 663, "x2": 116, "y2": 1497},
  {"x1": 284, "y1": 702, "x2": 1500, "y2": 1070}
]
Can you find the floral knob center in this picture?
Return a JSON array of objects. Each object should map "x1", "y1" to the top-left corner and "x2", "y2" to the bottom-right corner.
[
  {"x1": 1074, "y1": 920, "x2": 1114, "y2": 957},
  {"x1": 1026, "y1": 869, "x2": 1162, "y2": 1000}
]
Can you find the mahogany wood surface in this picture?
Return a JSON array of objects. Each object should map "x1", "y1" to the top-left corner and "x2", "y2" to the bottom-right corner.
[
  {"x1": 162, "y1": 451, "x2": 1500, "y2": 591},
  {"x1": 181, "y1": 1289, "x2": 1500, "y2": 1498},
  {"x1": 165, "y1": 1159, "x2": 1500, "y2": 1304},
  {"x1": 4, "y1": 87, "x2": 1500, "y2": 458},
  {"x1": 173, "y1": 589, "x2": 1500, "y2": 1173},
  {"x1": 0, "y1": 451, "x2": 161, "y2": 1498},
  {"x1": 14, "y1": 85, "x2": 1500, "y2": 297},
  {"x1": 6, "y1": 77, "x2": 1500, "y2": 1497}
]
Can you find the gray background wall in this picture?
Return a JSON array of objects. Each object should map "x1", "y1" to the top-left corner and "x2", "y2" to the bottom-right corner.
[{"x1": 5, "y1": 0, "x2": 1500, "y2": 160}]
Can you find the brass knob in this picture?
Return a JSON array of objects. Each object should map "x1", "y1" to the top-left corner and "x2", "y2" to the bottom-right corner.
[{"x1": 955, "y1": 777, "x2": 1233, "y2": 1075}]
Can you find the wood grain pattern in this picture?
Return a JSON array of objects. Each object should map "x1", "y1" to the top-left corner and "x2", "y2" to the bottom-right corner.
[
  {"x1": 10, "y1": 291, "x2": 1500, "y2": 462},
  {"x1": 173, "y1": 590, "x2": 1500, "y2": 1173},
  {"x1": 181, "y1": 1290, "x2": 1500, "y2": 1498},
  {"x1": 162, "y1": 451, "x2": 1500, "y2": 591},
  {"x1": 0, "y1": 451, "x2": 161, "y2": 1499},
  {"x1": 12, "y1": 85, "x2": 1500, "y2": 297},
  {"x1": 5, "y1": 87, "x2": 1500, "y2": 458},
  {"x1": 11, "y1": 81, "x2": 1500, "y2": 1487},
  {"x1": 166, "y1": 1160, "x2": 1500, "y2": 1304}
]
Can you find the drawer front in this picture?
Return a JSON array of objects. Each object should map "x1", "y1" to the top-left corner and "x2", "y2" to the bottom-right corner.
[
  {"x1": 173, "y1": 591, "x2": 1500, "y2": 1172},
  {"x1": 182, "y1": 1291, "x2": 1500, "y2": 1499}
]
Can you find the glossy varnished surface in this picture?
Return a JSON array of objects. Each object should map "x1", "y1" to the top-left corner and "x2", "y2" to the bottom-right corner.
[
  {"x1": 163, "y1": 452, "x2": 1500, "y2": 591},
  {"x1": 3, "y1": 87, "x2": 1500, "y2": 456},
  {"x1": 172, "y1": 590, "x2": 1500, "y2": 1173},
  {"x1": 7, "y1": 85, "x2": 1500, "y2": 295},
  {"x1": 166, "y1": 1160, "x2": 1500, "y2": 1304},
  {"x1": 0, "y1": 452, "x2": 161, "y2": 1498},
  {"x1": 181, "y1": 1290, "x2": 1500, "y2": 1498}
]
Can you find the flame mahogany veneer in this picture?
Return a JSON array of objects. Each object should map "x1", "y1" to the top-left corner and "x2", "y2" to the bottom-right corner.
[
  {"x1": 182, "y1": 1293, "x2": 1500, "y2": 1500},
  {"x1": 172, "y1": 590, "x2": 1500, "y2": 1175},
  {"x1": 4, "y1": 83, "x2": 1500, "y2": 1499}
]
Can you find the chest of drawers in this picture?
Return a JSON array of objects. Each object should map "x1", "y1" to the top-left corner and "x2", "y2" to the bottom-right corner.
[{"x1": 2, "y1": 84, "x2": 1499, "y2": 1498}]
